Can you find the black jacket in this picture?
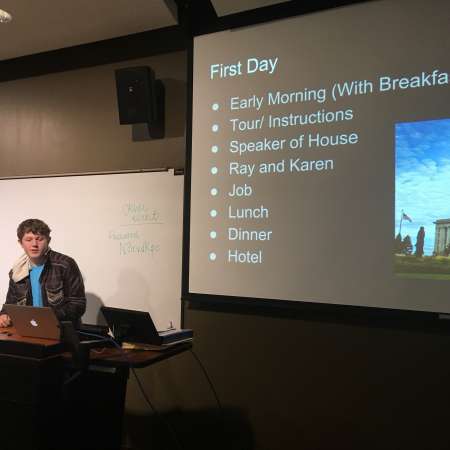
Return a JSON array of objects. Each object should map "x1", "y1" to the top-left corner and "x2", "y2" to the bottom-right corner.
[{"x1": 4, "y1": 250, "x2": 86, "y2": 325}]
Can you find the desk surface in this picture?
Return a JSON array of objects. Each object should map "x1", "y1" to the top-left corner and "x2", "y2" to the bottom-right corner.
[
  {"x1": 0, "y1": 327, "x2": 60, "y2": 345},
  {"x1": 0, "y1": 326, "x2": 191, "y2": 367},
  {"x1": 0, "y1": 327, "x2": 63, "y2": 358},
  {"x1": 88, "y1": 343, "x2": 192, "y2": 368}
]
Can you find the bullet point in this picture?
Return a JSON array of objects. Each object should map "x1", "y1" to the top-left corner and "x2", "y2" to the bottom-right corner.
[
  {"x1": 210, "y1": 209, "x2": 217, "y2": 218},
  {"x1": 211, "y1": 167, "x2": 218, "y2": 175},
  {"x1": 209, "y1": 252, "x2": 217, "y2": 261},
  {"x1": 210, "y1": 231, "x2": 217, "y2": 239},
  {"x1": 212, "y1": 124, "x2": 219, "y2": 132},
  {"x1": 212, "y1": 103, "x2": 219, "y2": 111},
  {"x1": 211, "y1": 145, "x2": 219, "y2": 153},
  {"x1": 210, "y1": 188, "x2": 218, "y2": 196}
]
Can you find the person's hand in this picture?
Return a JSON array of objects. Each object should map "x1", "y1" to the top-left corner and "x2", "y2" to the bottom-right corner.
[{"x1": 0, "y1": 314, "x2": 11, "y2": 328}]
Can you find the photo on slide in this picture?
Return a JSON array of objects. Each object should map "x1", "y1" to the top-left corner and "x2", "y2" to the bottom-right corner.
[{"x1": 395, "y1": 118, "x2": 450, "y2": 279}]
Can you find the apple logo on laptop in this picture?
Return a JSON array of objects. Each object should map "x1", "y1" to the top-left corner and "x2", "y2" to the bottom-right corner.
[{"x1": 30, "y1": 319, "x2": 38, "y2": 327}]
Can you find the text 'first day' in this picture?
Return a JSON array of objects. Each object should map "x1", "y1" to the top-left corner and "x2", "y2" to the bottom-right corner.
[{"x1": 210, "y1": 57, "x2": 278, "y2": 80}]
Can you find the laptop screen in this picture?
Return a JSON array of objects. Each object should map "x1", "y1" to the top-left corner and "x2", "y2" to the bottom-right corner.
[{"x1": 100, "y1": 306, "x2": 160, "y2": 344}]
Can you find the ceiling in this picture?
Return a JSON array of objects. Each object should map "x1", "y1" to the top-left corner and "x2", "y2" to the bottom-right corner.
[{"x1": 0, "y1": 0, "x2": 289, "y2": 61}]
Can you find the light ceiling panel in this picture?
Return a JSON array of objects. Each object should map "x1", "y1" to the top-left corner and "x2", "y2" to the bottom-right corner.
[{"x1": 0, "y1": 0, "x2": 177, "y2": 60}]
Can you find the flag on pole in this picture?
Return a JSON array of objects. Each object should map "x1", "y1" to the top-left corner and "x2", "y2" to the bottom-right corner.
[{"x1": 402, "y1": 212, "x2": 412, "y2": 222}]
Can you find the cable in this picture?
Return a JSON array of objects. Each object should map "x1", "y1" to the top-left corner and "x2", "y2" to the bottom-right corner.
[
  {"x1": 130, "y1": 366, "x2": 183, "y2": 450},
  {"x1": 188, "y1": 349, "x2": 229, "y2": 450},
  {"x1": 63, "y1": 369, "x2": 82, "y2": 386},
  {"x1": 78, "y1": 331, "x2": 121, "y2": 350},
  {"x1": 78, "y1": 331, "x2": 183, "y2": 450},
  {"x1": 78, "y1": 331, "x2": 125, "y2": 368},
  {"x1": 189, "y1": 349, "x2": 223, "y2": 411}
]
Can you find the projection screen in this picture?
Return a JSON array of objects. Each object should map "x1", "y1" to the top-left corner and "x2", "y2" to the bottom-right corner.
[{"x1": 186, "y1": 0, "x2": 450, "y2": 315}]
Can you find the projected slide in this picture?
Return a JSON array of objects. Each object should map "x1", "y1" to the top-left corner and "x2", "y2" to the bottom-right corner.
[
  {"x1": 188, "y1": 0, "x2": 450, "y2": 313},
  {"x1": 395, "y1": 118, "x2": 450, "y2": 280}
]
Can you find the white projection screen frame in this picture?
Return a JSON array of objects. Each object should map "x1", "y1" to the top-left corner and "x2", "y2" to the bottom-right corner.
[{"x1": 186, "y1": 0, "x2": 450, "y2": 315}]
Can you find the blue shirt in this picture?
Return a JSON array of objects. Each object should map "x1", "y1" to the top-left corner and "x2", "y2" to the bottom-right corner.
[{"x1": 30, "y1": 264, "x2": 45, "y2": 307}]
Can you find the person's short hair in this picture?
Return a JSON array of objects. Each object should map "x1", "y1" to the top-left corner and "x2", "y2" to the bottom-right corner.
[{"x1": 17, "y1": 219, "x2": 51, "y2": 241}]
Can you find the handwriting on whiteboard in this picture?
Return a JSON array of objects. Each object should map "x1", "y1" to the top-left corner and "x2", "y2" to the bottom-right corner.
[{"x1": 121, "y1": 202, "x2": 162, "y2": 225}]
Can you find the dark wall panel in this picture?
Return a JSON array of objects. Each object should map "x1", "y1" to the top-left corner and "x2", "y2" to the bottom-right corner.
[{"x1": 0, "y1": 51, "x2": 187, "y2": 177}]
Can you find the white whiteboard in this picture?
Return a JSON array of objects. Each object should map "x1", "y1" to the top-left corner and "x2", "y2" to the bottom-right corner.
[{"x1": 0, "y1": 170, "x2": 183, "y2": 330}]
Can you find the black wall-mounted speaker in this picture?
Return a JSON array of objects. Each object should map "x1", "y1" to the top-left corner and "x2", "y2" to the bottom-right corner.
[{"x1": 115, "y1": 66, "x2": 165, "y2": 139}]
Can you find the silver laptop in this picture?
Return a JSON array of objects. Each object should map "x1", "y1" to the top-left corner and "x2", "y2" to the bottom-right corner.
[{"x1": 4, "y1": 304, "x2": 61, "y2": 340}]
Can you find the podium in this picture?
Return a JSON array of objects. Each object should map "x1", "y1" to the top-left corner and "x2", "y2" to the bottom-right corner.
[
  {"x1": 0, "y1": 329, "x2": 191, "y2": 450},
  {"x1": 0, "y1": 347, "x2": 64, "y2": 449}
]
